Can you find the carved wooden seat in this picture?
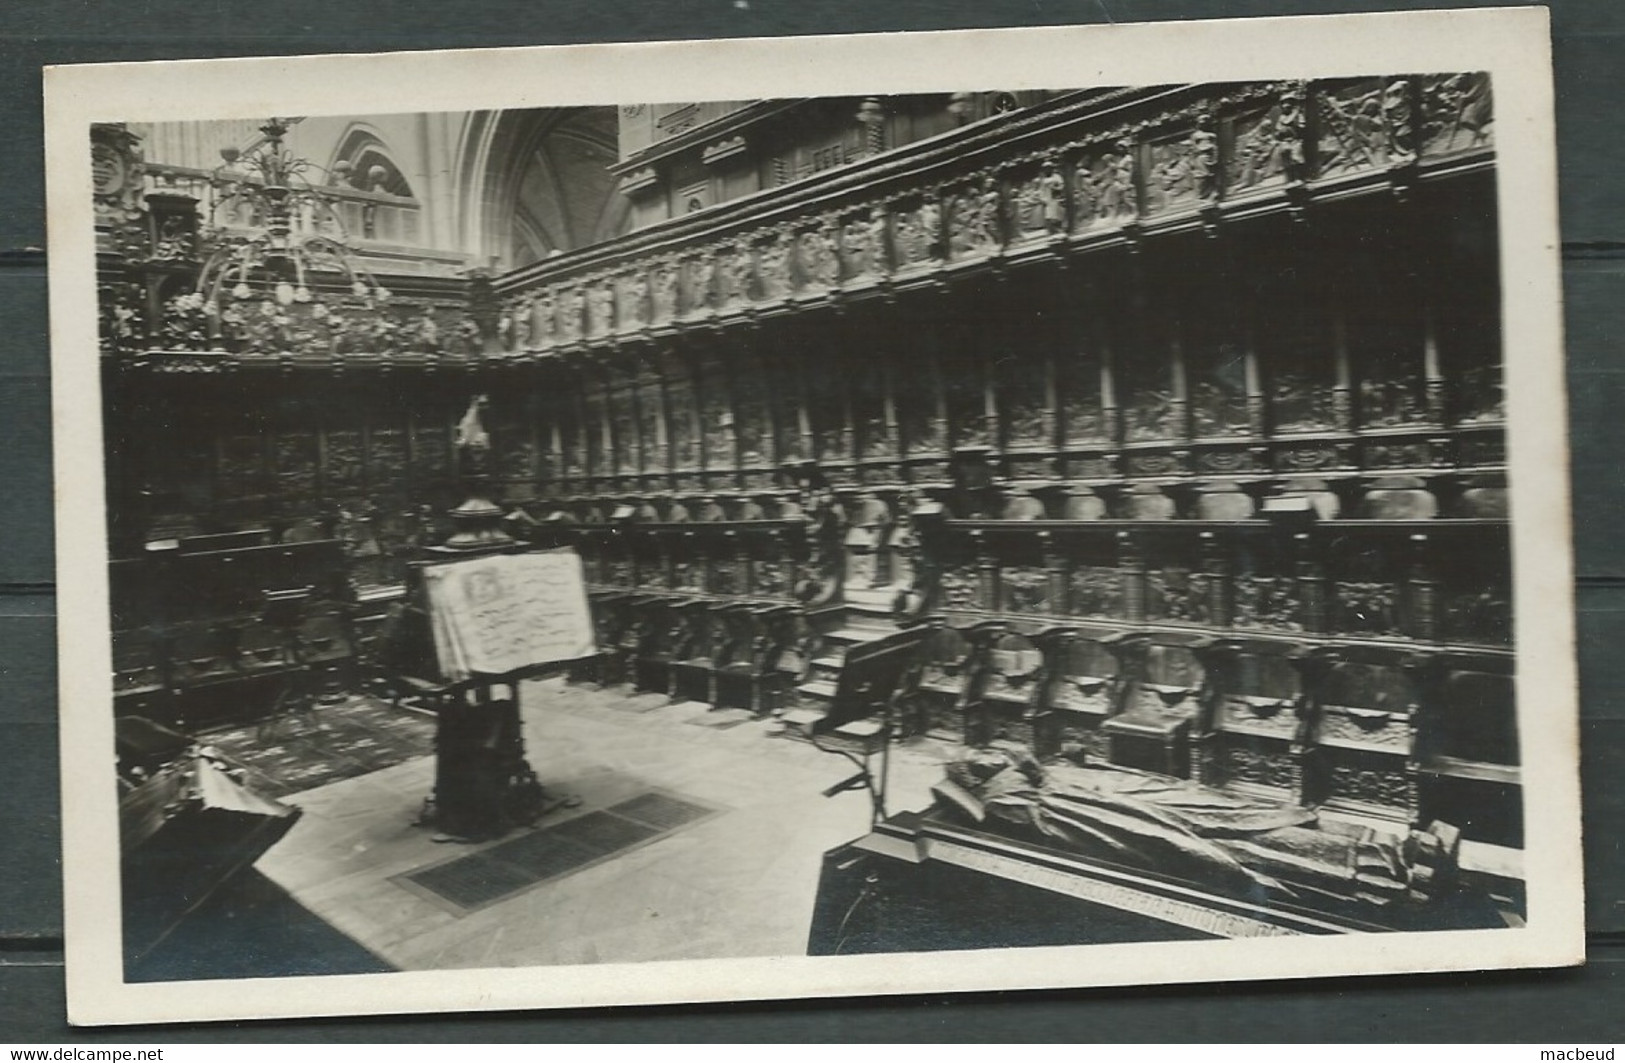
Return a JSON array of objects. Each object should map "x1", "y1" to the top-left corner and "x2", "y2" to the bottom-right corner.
[
  {"x1": 629, "y1": 595, "x2": 680, "y2": 695},
  {"x1": 907, "y1": 618, "x2": 1003, "y2": 739},
  {"x1": 670, "y1": 598, "x2": 721, "y2": 703},
  {"x1": 710, "y1": 602, "x2": 761, "y2": 710},
  {"x1": 295, "y1": 604, "x2": 357, "y2": 699},
  {"x1": 112, "y1": 627, "x2": 169, "y2": 721},
  {"x1": 1033, "y1": 624, "x2": 1123, "y2": 761},
  {"x1": 1300, "y1": 645, "x2": 1431, "y2": 831},
  {"x1": 1099, "y1": 632, "x2": 1212, "y2": 778},
  {"x1": 1191, "y1": 637, "x2": 1312, "y2": 804},
  {"x1": 570, "y1": 589, "x2": 631, "y2": 686},
  {"x1": 964, "y1": 629, "x2": 1046, "y2": 749},
  {"x1": 168, "y1": 621, "x2": 243, "y2": 688},
  {"x1": 1418, "y1": 652, "x2": 1520, "y2": 847}
]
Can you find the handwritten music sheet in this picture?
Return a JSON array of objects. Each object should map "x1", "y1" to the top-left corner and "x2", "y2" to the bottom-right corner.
[{"x1": 422, "y1": 548, "x2": 596, "y2": 681}]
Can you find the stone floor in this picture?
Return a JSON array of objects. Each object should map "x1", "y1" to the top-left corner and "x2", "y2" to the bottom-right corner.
[{"x1": 255, "y1": 678, "x2": 961, "y2": 971}]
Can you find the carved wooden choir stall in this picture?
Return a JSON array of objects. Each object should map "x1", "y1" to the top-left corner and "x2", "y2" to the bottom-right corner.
[{"x1": 98, "y1": 76, "x2": 1515, "y2": 936}]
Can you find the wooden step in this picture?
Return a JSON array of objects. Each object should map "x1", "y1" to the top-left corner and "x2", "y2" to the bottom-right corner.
[
  {"x1": 779, "y1": 706, "x2": 826, "y2": 737},
  {"x1": 824, "y1": 626, "x2": 893, "y2": 645},
  {"x1": 796, "y1": 679, "x2": 837, "y2": 700}
]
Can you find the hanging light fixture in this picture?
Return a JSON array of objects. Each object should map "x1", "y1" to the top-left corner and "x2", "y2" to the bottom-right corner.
[{"x1": 192, "y1": 118, "x2": 392, "y2": 348}]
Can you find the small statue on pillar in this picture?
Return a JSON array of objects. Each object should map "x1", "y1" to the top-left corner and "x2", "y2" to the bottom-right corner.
[{"x1": 442, "y1": 394, "x2": 516, "y2": 552}]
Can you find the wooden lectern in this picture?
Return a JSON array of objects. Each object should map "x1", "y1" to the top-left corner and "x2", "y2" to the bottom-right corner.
[{"x1": 377, "y1": 547, "x2": 595, "y2": 841}]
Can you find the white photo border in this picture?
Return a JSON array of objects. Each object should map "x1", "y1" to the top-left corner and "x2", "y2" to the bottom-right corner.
[{"x1": 46, "y1": 6, "x2": 1580, "y2": 1027}]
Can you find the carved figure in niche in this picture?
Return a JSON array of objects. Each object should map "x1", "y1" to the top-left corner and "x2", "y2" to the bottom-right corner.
[
  {"x1": 801, "y1": 222, "x2": 839, "y2": 287},
  {"x1": 588, "y1": 279, "x2": 616, "y2": 335},
  {"x1": 758, "y1": 235, "x2": 791, "y2": 298},
  {"x1": 1011, "y1": 172, "x2": 1045, "y2": 236},
  {"x1": 1318, "y1": 84, "x2": 1386, "y2": 174},
  {"x1": 689, "y1": 252, "x2": 717, "y2": 311},
  {"x1": 721, "y1": 245, "x2": 753, "y2": 304},
  {"x1": 1189, "y1": 115, "x2": 1219, "y2": 200},
  {"x1": 1234, "y1": 575, "x2": 1302, "y2": 631},
  {"x1": 652, "y1": 261, "x2": 679, "y2": 320},
  {"x1": 893, "y1": 210, "x2": 922, "y2": 265},
  {"x1": 918, "y1": 198, "x2": 943, "y2": 259},
  {"x1": 1422, "y1": 72, "x2": 1493, "y2": 152},
  {"x1": 1274, "y1": 85, "x2": 1308, "y2": 180},
  {"x1": 1087, "y1": 140, "x2": 1138, "y2": 222},
  {"x1": 454, "y1": 315, "x2": 483, "y2": 355},
  {"x1": 695, "y1": 250, "x2": 721, "y2": 310},
  {"x1": 623, "y1": 270, "x2": 650, "y2": 326},
  {"x1": 369, "y1": 309, "x2": 401, "y2": 354},
  {"x1": 532, "y1": 289, "x2": 556, "y2": 345},
  {"x1": 560, "y1": 286, "x2": 585, "y2": 340},
  {"x1": 949, "y1": 193, "x2": 980, "y2": 257},
  {"x1": 1359, "y1": 375, "x2": 1426, "y2": 428},
  {"x1": 976, "y1": 176, "x2": 1004, "y2": 249},
  {"x1": 100, "y1": 284, "x2": 145, "y2": 353},
  {"x1": 1149, "y1": 141, "x2": 1193, "y2": 210},
  {"x1": 154, "y1": 291, "x2": 206, "y2": 350},
  {"x1": 511, "y1": 299, "x2": 532, "y2": 349},
  {"x1": 1270, "y1": 371, "x2": 1337, "y2": 432},
  {"x1": 841, "y1": 214, "x2": 872, "y2": 277},
  {"x1": 1381, "y1": 79, "x2": 1416, "y2": 165},
  {"x1": 867, "y1": 207, "x2": 889, "y2": 273},
  {"x1": 1039, "y1": 161, "x2": 1066, "y2": 232},
  {"x1": 152, "y1": 215, "x2": 194, "y2": 260},
  {"x1": 1126, "y1": 388, "x2": 1173, "y2": 441},
  {"x1": 495, "y1": 307, "x2": 515, "y2": 352}
]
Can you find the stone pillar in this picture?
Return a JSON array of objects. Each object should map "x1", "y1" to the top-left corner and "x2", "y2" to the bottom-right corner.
[
  {"x1": 1295, "y1": 531, "x2": 1328, "y2": 635},
  {"x1": 1407, "y1": 532, "x2": 1439, "y2": 642},
  {"x1": 1118, "y1": 529, "x2": 1146, "y2": 624},
  {"x1": 1201, "y1": 530, "x2": 1230, "y2": 627},
  {"x1": 1041, "y1": 530, "x2": 1068, "y2": 617}
]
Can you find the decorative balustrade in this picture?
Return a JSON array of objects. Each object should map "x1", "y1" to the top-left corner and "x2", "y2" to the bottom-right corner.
[{"x1": 491, "y1": 75, "x2": 1493, "y2": 346}]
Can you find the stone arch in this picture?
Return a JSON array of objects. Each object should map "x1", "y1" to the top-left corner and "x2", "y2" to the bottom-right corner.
[
  {"x1": 326, "y1": 123, "x2": 415, "y2": 198},
  {"x1": 455, "y1": 107, "x2": 630, "y2": 270}
]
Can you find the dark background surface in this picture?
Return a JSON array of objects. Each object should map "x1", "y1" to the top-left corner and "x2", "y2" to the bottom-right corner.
[{"x1": 2, "y1": 0, "x2": 1621, "y2": 1042}]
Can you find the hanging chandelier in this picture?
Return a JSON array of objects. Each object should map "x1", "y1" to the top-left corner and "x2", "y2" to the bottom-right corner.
[{"x1": 190, "y1": 118, "x2": 392, "y2": 346}]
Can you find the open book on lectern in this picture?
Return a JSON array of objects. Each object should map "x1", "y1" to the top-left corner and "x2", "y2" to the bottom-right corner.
[{"x1": 421, "y1": 548, "x2": 597, "y2": 683}]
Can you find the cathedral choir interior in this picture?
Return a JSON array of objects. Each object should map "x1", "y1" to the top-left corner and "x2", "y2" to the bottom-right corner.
[{"x1": 95, "y1": 76, "x2": 1521, "y2": 979}]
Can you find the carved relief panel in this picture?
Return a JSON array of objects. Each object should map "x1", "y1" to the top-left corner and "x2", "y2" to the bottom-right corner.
[
  {"x1": 582, "y1": 389, "x2": 607, "y2": 478},
  {"x1": 947, "y1": 177, "x2": 1003, "y2": 259},
  {"x1": 1059, "y1": 343, "x2": 1106, "y2": 446},
  {"x1": 1225, "y1": 87, "x2": 1306, "y2": 193},
  {"x1": 1000, "y1": 566, "x2": 1051, "y2": 615},
  {"x1": 1072, "y1": 141, "x2": 1137, "y2": 231},
  {"x1": 1315, "y1": 78, "x2": 1415, "y2": 177},
  {"x1": 1120, "y1": 340, "x2": 1175, "y2": 443},
  {"x1": 1420, "y1": 72, "x2": 1493, "y2": 156},
  {"x1": 651, "y1": 261, "x2": 680, "y2": 323},
  {"x1": 217, "y1": 433, "x2": 269, "y2": 501},
  {"x1": 1188, "y1": 336, "x2": 1252, "y2": 439},
  {"x1": 1328, "y1": 538, "x2": 1404, "y2": 638},
  {"x1": 369, "y1": 423, "x2": 412, "y2": 492},
  {"x1": 1142, "y1": 128, "x2": 1203, "y2": 216},
  {"x1": 666, "y1": 371, "x2": 699, "y2": 471},
  {"x1": 609, "y1": 384, "x2": 638, "y2": 477},
  {"x1": 852, "y1": 357, "x2": 893, "y2": 461},
  {"x1": 323, "y1": 429, "x2": 365, "y2": 494},
  {"x1": 891, "y1": 197, "x2": 942, "y2": 267},
  {"x1": 757, "y1": 234, "x2": 793, "y2": 300},
  {"x1": 272, "y1": 431, "x2": 320, "y2": 502},
  {"x1": 798, "y1": 222, "x2": 840, "y2": 290},
  {"x1": 997, "y1": 348, "x2": 1050, "y2": 449}
]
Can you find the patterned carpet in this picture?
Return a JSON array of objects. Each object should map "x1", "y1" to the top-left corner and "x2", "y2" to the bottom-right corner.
[{"x1": 199, "y1": 695, "x2": 437, "y2": 799}]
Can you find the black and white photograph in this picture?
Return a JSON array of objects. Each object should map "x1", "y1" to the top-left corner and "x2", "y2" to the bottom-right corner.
[{"x1": 46, "y1": 9, "x2": 1582, "y2": 1026}]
